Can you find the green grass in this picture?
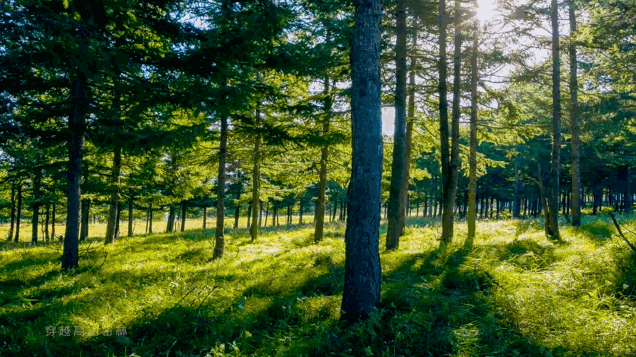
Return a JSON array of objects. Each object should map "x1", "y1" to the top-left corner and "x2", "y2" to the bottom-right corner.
[{"x1": 1, "y1": 215, "x2": 635, "y2": 357}]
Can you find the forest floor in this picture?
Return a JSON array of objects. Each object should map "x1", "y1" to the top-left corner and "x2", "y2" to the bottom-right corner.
[{"x1": 1, "y1": 215, "x2": 635, "y2": 357}]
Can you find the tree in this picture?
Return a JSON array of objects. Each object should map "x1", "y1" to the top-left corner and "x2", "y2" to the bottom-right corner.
[
  {"x1": 548, "y1": 0, "x2": 561, "y2": 240},
  {"x1": 341, "y1": 0, "x2": 383, "y2": 323},
  {"x1": 467, "y1": 18, "x2": 479, "y2": 246},
  {"x1": 568, "y1": 0, "x2": 581, "y2": 226},
  {"x1": 386, "y1": 0, "x2": 407, "y2": 251}
]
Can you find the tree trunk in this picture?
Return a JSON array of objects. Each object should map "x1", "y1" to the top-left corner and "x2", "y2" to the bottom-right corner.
[
  {"x1": 467, "y1": 24, "x2": 478, "y2": 245},
  {"x1": 625, "y1": 168, "x2": 632, "y2": 214},
  {"x1": 7, "y1": 183, "x2": 15, "y2": 241},
  {"x1": 341, "y1": 0, "x2": 383, "y2": 324},
  {"x1": 567, "y1": 0, "x2": 581, "y2": 223},
  {"x1": 299, "y1": 198, "x2": 304, "y2": 225},
  {"x1": 31, "y1": 167, "x2": 41, "y2": 244},
  {"x1": 203, "y1": 206, "x2": 207, "y2": 230},
  {"x1": 547, "y1": 0, "x2": 562, "y2": 240},
  {"x1": 264, "y1": 201, "x2": 269, "y2": 227},
  {"x1": 52, "y1": 201, "x2": 57, "y2": 242},
  {"x1": 148, "y1": 202, "x2": 153, "y2": 234},
  {"x1": 315, "y1": 77, "x2": 331, "y2": 243},
  {"x1": 167, "y1": 205, "x2": 176, "y2": 233},
  {"x1": 44, "y1": 204, "x2": 50, "y2": 243},
  {"x1": 80, "y1": 198, "x2": 90, "y2": 242},
  {"x1": 250, "y1": 118, "x2": 260, "y2": 241},
  {"x1": 213, "y1": 112, "x2": 228, "y2": 259},
  {"x1": 386, "y1": 0, "x2": 408, "y2": 250},
  {"x1": 259, "y1": 201, "x2": 263, "y2": 227},
  {"x1": 105, "y1": 146, "x2": 122, "y2": 245},
  {"x1": 181, "y1": 200, "x2": 187, "y2": 232},
  {"x1": 513, "y1": 157, "x2": 521, "y2": 218},
  {"x1": 128, "y1": 197, "x2": 133, "y2": 237},
  {"x1": 438, "y1": 0, "x2": 452, "y2": 244},
  {"x1": 247, "y1": 201, "x2": 252, "y2": 228}
]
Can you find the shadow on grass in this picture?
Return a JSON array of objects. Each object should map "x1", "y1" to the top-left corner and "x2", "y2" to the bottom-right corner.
[{"x1": 574, "y1": 219, "x2": 615, "y2": 244}]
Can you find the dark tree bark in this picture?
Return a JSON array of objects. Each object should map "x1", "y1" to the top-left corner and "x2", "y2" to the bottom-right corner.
[
  {"x1": 513, "y1": 157, "x2": 521, "y2": 218},
  {"x1": 31, "y1": 167, "x2": 41, "y2": 244},
  {"x1": 105, "y1": 146, "x2": 122, "y2": 245},
  {"x1": 62, "y1": 69, "x2": 87, "y2": 270},
  {"x1": 148, "y1": 202, "x2": 153, "y2": 234},
  {"x1": 203, "y1": 206, "x2": 207, "y2": 230},
  {"x1": 299, "y1": 198, "x2": 304, "y2": 225},
  {"x1": 547, "y1": 0, "x2": 562, "y2": 240},
  {"x1": 128, "y1": 197, "x2": 133, "y2": 237},
  {"x1": 467, "y1": 23, "x2": 479, "y2": 245},
  {"x1": 80, "y1": 198, "x2": 90, "y2": 242},
  {"x1": 15, "y1": 183, "x2": 22, "y2": 243},
  {"x1": 386, "y1": 0, "x2": 408, "y2": 250},
  {"x1": 52, "y1": 202, "x2": 57, "y2": 242},
  {"x1": 7, "y1": 183, "x2": 15, "y2": 241},
  {"x1": 44, "y1": 204, "x2": 50, "y2": 243},
  {"x1": 250, "y1": 117, "x2": 260, "y2": 241},
  {"x1": 166, "y1": 205, "x2": 176, "y2": 233},
  {"x1": 569, "y1": 0, "x2": 581, "y2": 226},
  {"x1": 247, "y1": 201, "x2": 252, "y2": 228},
  {"x1": 213, "y1": 112, "x2": 228, "y2": 258},
  {"x1": 314, "y1": 77, "x2": 331, "y2": 243},
  {"x1": 181, "y1": 200, "x2": 187, "y2": 232},
  {"x1": 341, "y1": 0, "x2": 383, "y2": 323},
  {"x1": 438, "y1": 0, "x2": 451, "y2": 243},
  {"x1": 624, "y1": 168, "x2": 632, "y2": 214}
]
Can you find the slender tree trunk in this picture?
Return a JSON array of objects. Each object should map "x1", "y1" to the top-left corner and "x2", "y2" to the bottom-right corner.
[
  {"x1": 570, "y1": 0, "x2": 582, "y2": 224},
  {"x1": 44, "y1": 204, "x2": 50, "y2": 243},
  {"x1": 625, "y1": 168, "x2": 632, "y2": 214},
  {"x1": 52, "y1": 201, "x2": 57, "y2": 241},
  {"x1": 299, "y1": 198, "x2": 304, "y2": 225},
  {"x1": 467, "y1": 23, "x2": 479, "y2": 246},
  {"x1": 386, "y1": 0, "x2": 408, "y2": 250},
  {"x1": 128, "y1": 197, "x2": 133, "y2": 237},
  {"x1": 7, "y1": 183, "x2": 15, "y2": 241},
  {"x1": 513, "y1": 157, "x2": 521, "y2": 218},
  {"x1": 315, "y1": 77, "x2": 331, "y2": 243},
  {"x1": 31, "y1": 167, "x2": 41, "y2": 244},
  {"x1": 105, "y1": 146, "x2": 122, "y2": 245},
  {"x1": 203, "y1": 206, "x2": 207, "y2": 230},
  {"x1": 250, "y1": 119, "x2": 260, "y2": 241},
  {"x1": 80, "y1": 198, "x2": 90, "y2": 242},
  {"x1": 181, "y1": 200, "x2": 187, "y2": 232},
  {"x1": 341, "y1": 0, "x2": 383, "y2": 323},
  {"x1": 213, "y1": 112, "x2": 228, "y2": 259},
  {"x1": 547, "y1": 0, "x2": 562, "y2": 239},
  {"x1": 264, "y1": 201, "x2": 269, "y2": 227},
  {"x1": 259, "y1": 201, "x2": 263, "y2": 228},
  {"x1": 247, "y1": 201, "x2": 252, "y2": 228},
  {"x1": 14, "y1": 183, "x2": 22, "y2": 243}
]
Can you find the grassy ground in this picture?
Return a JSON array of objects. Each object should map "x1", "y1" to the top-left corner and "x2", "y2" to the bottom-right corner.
[{"x1": 1, "y1": 215, "x2": 635, "y2": 357}]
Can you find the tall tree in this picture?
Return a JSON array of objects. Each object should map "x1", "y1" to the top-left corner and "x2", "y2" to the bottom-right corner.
[
  {"x1": 568, "y1": 0, "x2": 581, "y2": 226},
  {"x1": 341, "y1": 0, "x2": 383, "y2": 323},
  {"x1": 386, "y1": 0, "x2": 408, "y2": 250},
  {"x1": 467, "y1": 19, "x2": 479, "y2": 246},
  {"x1": 548, "y1": 0, "x2": 561, "y2": 240},
  {"x1": 314, "y1": 77, "x2": 331, "y2": 243},
  {"x1": 438, "y1": 0, "x2": 452, "y2": 244}
]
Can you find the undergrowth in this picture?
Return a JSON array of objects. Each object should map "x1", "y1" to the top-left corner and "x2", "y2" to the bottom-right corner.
[{"x1": 0, "y1": 215, "x2": 635, "y2": 356}]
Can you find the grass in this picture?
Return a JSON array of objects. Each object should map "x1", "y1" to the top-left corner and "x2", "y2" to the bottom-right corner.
[{"x1": 0, "y1": 214, "x2": 635, "y2": 356}]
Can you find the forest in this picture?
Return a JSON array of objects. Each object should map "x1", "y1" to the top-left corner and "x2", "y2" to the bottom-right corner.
[{"x1": 1, "y1": 0, "x2": 635, "y2": 356}]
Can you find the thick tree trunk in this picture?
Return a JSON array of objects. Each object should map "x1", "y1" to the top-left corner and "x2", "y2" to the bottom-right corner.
[
  {"x1": 213, "y1": 113, "x2": 228, "y2": 259},
  {"x1": 80, "y1": 198, "x2": 90, "y2": 242},
  {"x1": 128, "y1": 197, "x2": 133, "y2": 237},
  {"x1": 7, "y1": 183, "x2": 15, "y2": 241},
  {"x1": 548, "y1": 0, "x2": 562, "y2": 240},
  {"x1": 386, "y1": 0, "x2": 408, "y2": 250},
  {"x1": 467, "y1": 25, "x2": 478, "y2": 245},
  {"x1": 315, "y1": 77, "x2": 331, "y2": 243},
  {"x1": 62, "y1": 70, "x2": 87, "y2": 270},
  {"x1": 181, "y1": 200, "x2": 187, "y2": 232},
  {"x1": 31, "y1": 168, "x2": 41, "y2": 244},
  {"x1": 105, "y1": 146, "x2": 122, "y2": 245},
  {"x1": 203, "y1": 206, "x2": 207, "y2": 230},
  {"x1": 341, "y1": 0, "x2": 383, "y2": 324},
  {"x1": 438, "y1": 0, "x2": 452, "y2": 244},
  {"x1": 167, "y1": 205, "x2": 176, "y2": 233},
  {"x1": 568, "y1": 0, "x2": 581, "y2": 224}
]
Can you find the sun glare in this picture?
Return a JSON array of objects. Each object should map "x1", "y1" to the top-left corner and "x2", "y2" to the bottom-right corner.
[{"x1": 476, "y1": 0, "x2": 497, "y2": 23}]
